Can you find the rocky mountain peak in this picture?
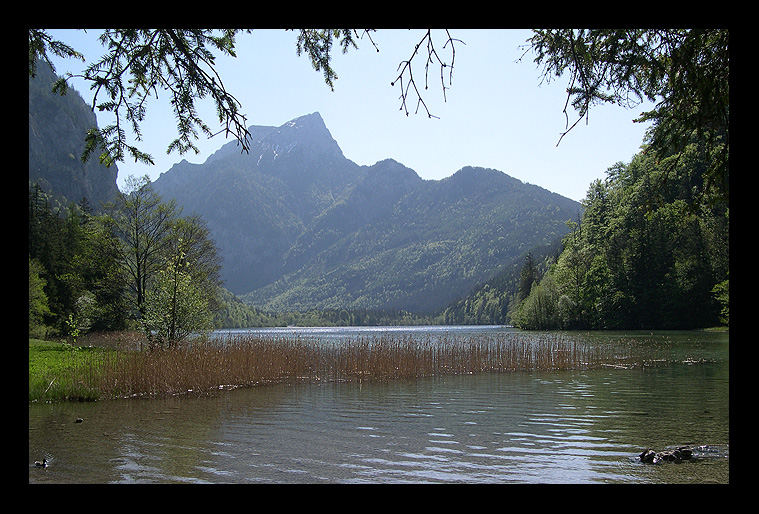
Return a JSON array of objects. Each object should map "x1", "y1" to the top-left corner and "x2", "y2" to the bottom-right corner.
[
  {"x1": 268, "y1": 112, "x2": 342, "y2": 158},
  {"x1": 151, "y1": 112, "x2": 581, "y2": 311}
]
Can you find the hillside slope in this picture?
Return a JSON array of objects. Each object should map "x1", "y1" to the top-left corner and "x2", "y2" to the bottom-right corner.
[{"x1": 152, "y1": 113, "x2": 581, "y2": 313}]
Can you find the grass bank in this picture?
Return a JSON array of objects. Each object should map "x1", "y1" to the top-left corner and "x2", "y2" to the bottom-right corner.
[
  {"x1": 29, "y1": 338, "x2": 117, "y2": 402},
  {"x1": 30, "y1": 331, "x2": 678, "y2": 403}
]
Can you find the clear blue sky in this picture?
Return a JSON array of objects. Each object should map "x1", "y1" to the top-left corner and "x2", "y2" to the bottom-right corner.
[{"x1": 44, "y1": 29, "x2": 655, "y2": 202}]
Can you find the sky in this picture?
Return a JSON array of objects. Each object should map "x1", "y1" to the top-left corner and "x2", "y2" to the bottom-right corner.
[{"x1": 43, "y1": 29, "x2": 656, "y2": 203}]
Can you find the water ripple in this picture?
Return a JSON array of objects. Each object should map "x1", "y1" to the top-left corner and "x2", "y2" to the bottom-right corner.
[{"x1": 29, "y1": 333, "x2": 729, "y2": 484}]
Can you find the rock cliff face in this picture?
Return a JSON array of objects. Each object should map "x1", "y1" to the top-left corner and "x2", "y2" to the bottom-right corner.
[
  {"x1": 28, "y1": 60, "x2": 119, "y2": 210},
  {"x1": 152, "y1": 112, "x2": 582, "y2": 313}
]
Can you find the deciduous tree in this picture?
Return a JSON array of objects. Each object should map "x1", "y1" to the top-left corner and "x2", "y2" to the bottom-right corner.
[
  {"x1": 100, "y1": 175, "x2": 178, "y2": 318},
  {"x1": 140, "y1": 215, "x2": 220, "y2": 348},
  {"x1": 141, "y1": 254, "x2": 214, "y2": 349}
]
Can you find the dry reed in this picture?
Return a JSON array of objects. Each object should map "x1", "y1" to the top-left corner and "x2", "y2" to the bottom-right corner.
[{"x1": 63, "y1": 331, "x2": 667, "y2": 400}]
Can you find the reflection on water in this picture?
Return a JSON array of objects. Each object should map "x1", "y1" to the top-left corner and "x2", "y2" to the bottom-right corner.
[
  {"x1": 29, "y1": 328, "x2": 728, "y2": 484},
  {"x1": 211, "y1": 324, "x2": 519, "y2": 346}
]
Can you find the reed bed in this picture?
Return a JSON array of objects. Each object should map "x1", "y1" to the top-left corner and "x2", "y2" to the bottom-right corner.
[{"x1": 52, "y1": 331, "x2": 672, "y2": 401}]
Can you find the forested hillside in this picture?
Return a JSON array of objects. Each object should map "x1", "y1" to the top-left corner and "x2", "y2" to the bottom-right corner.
[
  {"x1": 445, "y1": 29, "x2": 729, "y2": 330},
  {"x1": 153, "y1": 113, "x2": 582, "y2": 314},
  {"x1": 439, "y1": 239, "x2": 563, "y2": 325},
  {"x1": 510, "y1": 142, "x2": 729, "y2": 330}
]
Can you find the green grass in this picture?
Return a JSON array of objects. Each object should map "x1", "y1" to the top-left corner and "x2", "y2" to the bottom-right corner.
[
  {"x1": 29, "y1": 338, "x2": 119, "y2": 402},
  {"x1": 701, "y1": 326, "x2": 729, "y2": 332}
]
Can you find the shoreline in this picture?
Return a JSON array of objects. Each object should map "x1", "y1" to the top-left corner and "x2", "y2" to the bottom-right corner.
[{"x1": 29, "y1": 327, "x2": 727, "y2": 404}]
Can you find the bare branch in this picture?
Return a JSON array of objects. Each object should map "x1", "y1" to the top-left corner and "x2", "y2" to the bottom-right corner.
[{"x1": 391, "y1": 30, "x2": 463, "y2": 119}]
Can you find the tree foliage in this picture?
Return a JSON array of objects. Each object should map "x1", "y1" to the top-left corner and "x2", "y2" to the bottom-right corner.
[
  {"x1": 526, "y1": 29, "x2": 729, "y2": 207},
  {"x1": 28, "y1": 257, "x2": 51, "y2": 337},
  {"x1": 439, "y1": 240, "x2": 562, "y2": 326},
  {"x1": 29, "y1": 184, "x2": 129, "y2": 335},
  {"x1": 141, "y1": 257, "x2": 214, "y2": 349},
  {"x1": 504, "y1": 29, "x2": 729, "y2": 330},
  {"x1": 511, "y1": 142, "x2": 728, "y2": 330},
  {"x1": 100, "y1": 176, "x2": 221, "y2": 346},
  {"x1": 517, "y1": 252, "x2": 537, "y2": 303},
  {"x1": 100, "y1": 175, "x2": 179, "y2": 317},
  {"x1": 294, "y1": 29, "x2": 366, "y2": 90},
  {"x1": 141, "y1": 214, "x2": 221, "y2": 347},
  {"x1": 27, "y1": 28, "x2": 463, "y2": 167},
  {"x1": 28, "y1": 177, "x2": 222, "y2": 344},
  {"x1": 711, "y1": 277, "x2": 729, "y2": 326},
  {"x1": 29, "y1": 29, "x2": 252, "y2": 167},
  {"x1": 28, "y1": 29, "x2": 83, "y2": 78}
]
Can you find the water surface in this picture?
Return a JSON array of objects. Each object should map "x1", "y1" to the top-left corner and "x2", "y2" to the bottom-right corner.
[{"x1": 29, "y1": 327, "x2": 729, "y2": 484}]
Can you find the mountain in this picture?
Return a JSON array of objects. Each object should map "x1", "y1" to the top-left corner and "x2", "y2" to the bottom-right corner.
[
  {"x1": 153, "y1": 113, "x2": 365, "y2": 293},
  {"x1": 152, "y1": 112, "x2": 582, "y2": 314},
  {"x1": 28, "y1": 60, "x2": 120, "y2": 210}
]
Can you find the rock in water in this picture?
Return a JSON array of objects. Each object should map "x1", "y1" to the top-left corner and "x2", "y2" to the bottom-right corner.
[
  {"x1": 640, "y1": 446, "x2": 695, "y2": 464},
  {"x1": 639, "y1": 449, "x2": 657, "y2": 463}
]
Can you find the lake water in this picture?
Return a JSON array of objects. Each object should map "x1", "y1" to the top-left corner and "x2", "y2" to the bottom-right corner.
[{"x1": 28, "y1": 326, "x2": 729, "y2": 484}]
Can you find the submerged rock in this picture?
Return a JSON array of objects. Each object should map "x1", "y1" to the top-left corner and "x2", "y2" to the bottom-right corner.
[
  {"x1": 639, "y1": 449, "x2": 657, "y2": 464},
  {"x1": 639, "y1": 446, "x2": 694, "y2": 464}
]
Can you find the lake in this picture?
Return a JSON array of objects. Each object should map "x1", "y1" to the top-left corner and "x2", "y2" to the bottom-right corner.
[{"x1": 28, "y1": 326, "x2": 729, "y2": 484}]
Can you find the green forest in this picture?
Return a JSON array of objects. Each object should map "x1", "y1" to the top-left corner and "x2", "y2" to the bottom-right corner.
[
  {"x1": 30, "y1": 137, "x2": 729, "y2": 337},
  {"x1": 445, "y1": 29, "x2": 730, "y2": 330},
  {"x1": 29, "y1": 176, "x2": 223, "y2": 347},
  {"x1": 509, "y1": 138, "x2": 728, "y2": 329}
]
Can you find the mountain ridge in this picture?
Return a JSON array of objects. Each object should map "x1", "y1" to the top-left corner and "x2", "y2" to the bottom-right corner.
[{"x1": 152, "y1": 112, "x2": 582, "y2": 313}]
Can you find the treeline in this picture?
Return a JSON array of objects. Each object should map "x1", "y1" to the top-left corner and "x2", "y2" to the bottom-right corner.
[
  {"x1": 509, "y1": 138, "x2": 729, "y2": 330},
  {"x1": 29, "y1": 176, "x2": 222, "y2": 347},
  {"x1": 215, "y1": 287, "x2": 435, "y2": 328},
  {"x1": 439, "y1": 239, "x2": 562, "y2": 325},
  {"x1": 29, "y1": 184, "x2": 128, "y2": 338},
  {"x1": 315, "y1": 308, "x2": 433, "y2": 326}
]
